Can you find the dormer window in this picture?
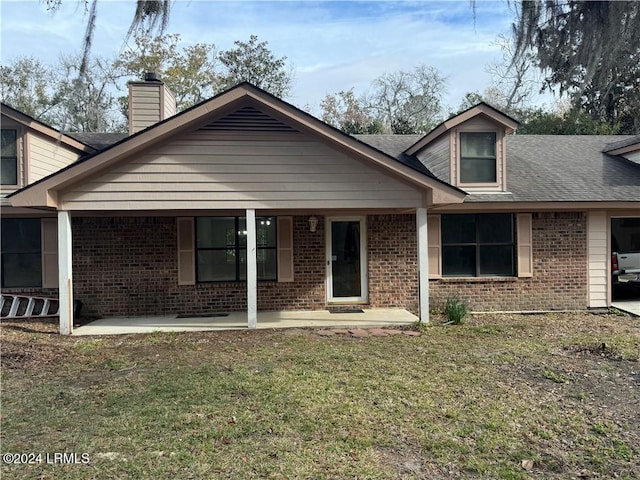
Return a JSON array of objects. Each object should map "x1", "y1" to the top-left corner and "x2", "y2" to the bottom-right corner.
[
  {"x1": 460, "y1": 132, "x2": 497, "y2": 184},
  {"x1": 1, "y1": 129, "x2": 18, "y2": 186}
]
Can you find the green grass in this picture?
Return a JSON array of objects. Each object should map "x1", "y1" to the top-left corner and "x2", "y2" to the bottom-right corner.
[{"x1": 1, "y1": 312, "x2": 639, "y2": 479}]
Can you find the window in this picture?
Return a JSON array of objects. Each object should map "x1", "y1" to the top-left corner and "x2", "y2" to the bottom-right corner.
[
  {"x1": 1, "y1": 218, "x2": 42, "y2": 287},
  {"x1": 442, "y1": 213, "x2": 514, "y2": 276},
  {"x1": 196, "y1": 216, "x2": 277, "y2": 282},
  {"x1": 459, "y1": 132, "x2": 496, "y2": 183},
  {"x1": 1, "y1": 129, "x2": 18, "y2": 185}
]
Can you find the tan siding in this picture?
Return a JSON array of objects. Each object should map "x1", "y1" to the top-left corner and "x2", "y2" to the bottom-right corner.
[
  {"x1": 461, "y1": 116, "x2": 496, "y2": 130},
  {"x1": 163, "y1": 86, "x2": 177, "y2": 119},
  {"x1": 129, "y1": 84, "x2": 161, "y2": 134},
  {"x1": 625, "y1": 151, "x2": 640, "y2": 164},
  {"x1": 29, "y1": 133, "x2": 81, "y2": 182},
  {"x1": 61, "y1": 134, "x2": 424, "y2": 210},
  {"x1": 453, "y1": 115, "x2": 506, "y2": 191},
  {"x1": 587, "y1": 211, "x2": 608, "y2": 307},
  {"x1": 416, "y1": 133, "x2": 450, "y2": 183}
]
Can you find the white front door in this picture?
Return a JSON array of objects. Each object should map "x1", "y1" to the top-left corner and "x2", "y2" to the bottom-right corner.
[{"x1": 326, "y1": 217, "x2": 367, "y2": 303}]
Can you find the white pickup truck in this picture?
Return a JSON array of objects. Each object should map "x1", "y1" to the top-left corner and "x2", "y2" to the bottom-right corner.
[
  {"x1": 612, "y1": 218, "x2": 640, "y2": 285},
  {"x1": 612, "y1": 251, "x2": 640, "y2": 285}
]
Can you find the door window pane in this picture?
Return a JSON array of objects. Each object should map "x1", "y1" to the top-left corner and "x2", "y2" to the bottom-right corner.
[{"x1": 331, "y1": 221, "x2": 362, "y2": 297}]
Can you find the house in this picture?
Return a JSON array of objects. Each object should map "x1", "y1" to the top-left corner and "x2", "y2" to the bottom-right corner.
[{"x1": 2, "y1": 77, "x2": 639, "y2": 334}]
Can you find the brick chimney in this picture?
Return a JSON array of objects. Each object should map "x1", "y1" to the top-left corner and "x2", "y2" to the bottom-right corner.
[{"x1": 127, "y1": 72, "x2": 177, "y2": 135}]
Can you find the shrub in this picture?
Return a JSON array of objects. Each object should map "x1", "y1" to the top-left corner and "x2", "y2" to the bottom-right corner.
[{"x1": 443, "y1": 295, "x2": 469, "y2": 325}]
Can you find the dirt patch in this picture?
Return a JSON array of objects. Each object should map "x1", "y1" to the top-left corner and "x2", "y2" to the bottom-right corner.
[{"x1": 564, "y1": 342, "x2": 634, "y2": 361}]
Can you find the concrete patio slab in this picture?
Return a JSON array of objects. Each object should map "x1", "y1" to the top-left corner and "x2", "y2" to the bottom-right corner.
[
  {"x1": 72, "y1": 308, "x2": 418, "y2": 336},
  {"x1": 611, "y1": 300, "x2": 640, "y2": 317}
]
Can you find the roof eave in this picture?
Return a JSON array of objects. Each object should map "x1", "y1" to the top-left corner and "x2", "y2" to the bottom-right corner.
[
  {"x1": 10, "y1": 84, "x2": 466, "y2": 209},
  {"x1": 405, "y1": 103, "x2": 519, "y2": 156},
  {"x1": 1, "y1": 103, "x2": 95, "y2": 154}
]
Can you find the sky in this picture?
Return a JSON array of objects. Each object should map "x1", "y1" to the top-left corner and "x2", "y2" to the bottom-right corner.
[{"x1": 0, "y1": 0, "x2": 546, "y2": 115}]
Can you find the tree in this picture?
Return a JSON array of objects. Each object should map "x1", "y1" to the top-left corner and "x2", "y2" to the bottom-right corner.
[
  {"x1": 485, "y1": 33, "x2": 541, "y2": 114},
  {"x1": 516, "y1": 107, "x2": 622, "y2": 135},
  {"x1": 319, "y1": 64, "x2": 446, "y2": 135},
  {"x1": 365, "y1": 64, "x2": 447, "y2": 134},
  {"x1": 1, "y1": 54, "x2": 124, "y2": 132},
  {"x1": 55, "y1": 53, "x2": 125, "y2": 132},
  {"x1": 454, "y1": 91, "x2": 487, "y2": 113},
  {"x1": 0, "y1": 57, "x2": 61, "y2": 123},
  {"x1": 512, "y1": 0, "x2": 640, "y2": 132},
  {"x1": 217, "y1": 35, "x2": 293, "y2": 98},
  {"x1": 115, "y1": 33, "x2": 219, "y2": 110},
  {"x1": 44, "y1": 0, "x2": 171, "y2": 78},
  {"x1": 320, "y1": 89, "x2": 383, "y2": 134}
]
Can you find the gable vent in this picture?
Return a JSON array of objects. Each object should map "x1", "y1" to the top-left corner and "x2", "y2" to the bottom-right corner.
[{"x1": 201, "y1": 106, "x2": 300, "y2": 133}]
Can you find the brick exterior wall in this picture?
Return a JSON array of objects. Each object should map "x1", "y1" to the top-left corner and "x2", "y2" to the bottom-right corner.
[
  {"x1": 3, "y1": 212, "x2": 588, "y2": 318},
  {"x1": 429, "y1": 212, "x2": 588, "y2": 311},
  {"x1": 72, "y1": 216, "x2": 328, "y2": 317},
  {"x1": 367, "y1": 214, "x2": 419, "y2": 313},
  {"x1": 257, "y1": 216, "x2": 326, "y2": 311}
]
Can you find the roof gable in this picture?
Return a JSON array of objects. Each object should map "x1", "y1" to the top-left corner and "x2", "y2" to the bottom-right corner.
[
  {"x1": 203, "y1": 105, "x2": 301, "y2": 133},
  {"x1": 0, "y1": 103, "x2": 95, "y2": 154},
  {"x1": 404, "y1": 103, "x2": 519, "y2": 156},
  {"x1": 604, "y1": 135, "x2": 640, "y2": 163},
  {"x1": 9, "y1": 83, "x2": 465, "y2": 208}
]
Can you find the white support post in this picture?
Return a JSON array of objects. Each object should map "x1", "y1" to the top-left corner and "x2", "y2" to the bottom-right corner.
[
  {"x1": 416, "y1": 207, "x2": 429, "y2": 324},
  {"x1": 246, "y1": 209, "x2": 257, "y2": 329},
  {"x1": 58, "y1": 211, "x2": 74, "y2": 335}
]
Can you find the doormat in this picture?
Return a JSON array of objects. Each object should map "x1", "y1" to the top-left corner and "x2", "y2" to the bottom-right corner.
[
  {"x1": 176, "y1": 313, "x2": 229, "y2": 318},
  {"x1": 329, "y1": 309, "x2": 365, "y2": 314}
]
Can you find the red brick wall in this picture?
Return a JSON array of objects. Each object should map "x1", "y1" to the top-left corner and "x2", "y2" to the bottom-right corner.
[
  {"x1": 258, "y1": 216, "x2": 326, "y2": 311},
  {"x1": 429, "y1": 212, "x2": 588, "y2": 311},
  {"x1": 72, "y1": 216, "x2": 328, "y2": 317},
  {"x1": 27, "y1": 211, "x2": 587, "y2": 317},
  {"x1": 367, "y1": 214, "x2": 419, "y2": 313}
]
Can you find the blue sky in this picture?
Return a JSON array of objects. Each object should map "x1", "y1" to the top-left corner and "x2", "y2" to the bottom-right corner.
[{"x1": 0, "y1": 0, "x2": 539, "y2": 114}]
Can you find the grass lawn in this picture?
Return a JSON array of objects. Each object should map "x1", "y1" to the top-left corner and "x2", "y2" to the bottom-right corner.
[{"x1": 1, "y1": 311, "x2": 639, "y2": 479}]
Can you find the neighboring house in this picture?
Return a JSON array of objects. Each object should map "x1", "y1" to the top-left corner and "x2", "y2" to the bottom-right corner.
[{"x1": 2, "y1": 78, "x2": 639, "y2": 334}]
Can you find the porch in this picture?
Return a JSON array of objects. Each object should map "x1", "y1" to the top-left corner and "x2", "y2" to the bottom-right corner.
[{"x1": 72, "y1": 308, "x2": 418, "y2": 336}]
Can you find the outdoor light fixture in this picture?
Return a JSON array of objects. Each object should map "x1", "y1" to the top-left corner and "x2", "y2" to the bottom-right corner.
[{"x1": 308, "y1": 216, "x2": 318, "y2": 232}]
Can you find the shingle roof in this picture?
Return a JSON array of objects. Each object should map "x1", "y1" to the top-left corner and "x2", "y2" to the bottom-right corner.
[
  {"x1": 354, "y1": 134, "x2": 429, "y2": 174},
  {"x1": 604, "y1": 135, "x2": 640, "y2": 152},
  {"x1": 60, "y1": 129, "x2": 640, "y2": 204},
  {"x1": 358, "y1": 134, "x2": 640, "y2": 203},
  {"x1": 67, "y1": 132, "x2": 128, "y2": 150},
  {"x1": 499, "y1": 135, "x2": 639, "y2": 203}
]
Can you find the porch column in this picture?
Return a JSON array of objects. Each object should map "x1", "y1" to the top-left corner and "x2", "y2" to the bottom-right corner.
[
  {"x1": 416, "y1": 207, "x2": 429, "y2": 323},
  {"x1": 246, "y1": 209, "x2": 257, "y2": 329},
  {"x1": 58, "y1": 210, "x2": 73, "y2": 335}
]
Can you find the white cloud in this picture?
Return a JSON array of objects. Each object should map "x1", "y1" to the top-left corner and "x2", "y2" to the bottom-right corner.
[{"x1": 1, "y1": 0, "x2": 536, "y2": 115}]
